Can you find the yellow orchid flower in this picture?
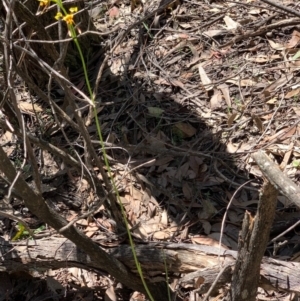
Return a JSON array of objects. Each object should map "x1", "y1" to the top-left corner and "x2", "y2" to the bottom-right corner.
[
  {"x1": 38, "y1": 0, "x2": 51, "y2": 7},
  {"x1": 55, "y1": 7, "x2": 78, "y2": 25},
  {"x1": 54, "y1": 11, "x2": 63, "y2": 20},
  {"x1": 63, "y1": 7, "x2": 78, "y2": 25},
  {"x1": 63, "y1": 13, "x2": 74, "y2": 25},
  {"x1": 69, "y1": 7, "x2": 78, "y2": 13}
]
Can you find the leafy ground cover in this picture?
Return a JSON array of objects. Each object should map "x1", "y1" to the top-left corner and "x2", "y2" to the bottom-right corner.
[{"x1": 1, "y1": 0, "x2": 300, "y2": 300}]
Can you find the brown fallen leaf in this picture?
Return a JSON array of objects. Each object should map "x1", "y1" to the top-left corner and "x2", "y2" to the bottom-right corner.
[
  {"x1": 219, "y1": 83, "x2": 231, "y2": 107},
  {"x1": 182, "y1": 181, "x2": 193, "y2": 200},
  {"x1": 227, "y1": 112, "x2": 238, "y2": 126},
  {"x1": 285, "y1": 30, "x2": 300, "y2": 49},
  {"x1": 252, "y1": 114, "x2": 264, "y2": 132},
  {"x1": 198, "y1": 65, "x2": 213, "y2": 91},
  {"x1": 285, "y1": 88, "x2": 300, "y2": 99},
  {"x1": 19, "y1": 102, "x2": 43, "y2": 114},
  {"x1": 108, "y1": 6, "x2": 119, "y2": 19},
  {"x1": 153, "y1": 231, "x2": 170, "y2": 240},
  {"x1": 105, "y1": 285, "x2": 117, "y2": 301},
  {"x1": 191, "y1": 235, "x2": 227, "y2": 248},
  {"x1": 210, "y1": 89, "x2": 223, "y2": 110},
  {"x1": 173, "y1": 122, "x2": 197, "y2": 138}
]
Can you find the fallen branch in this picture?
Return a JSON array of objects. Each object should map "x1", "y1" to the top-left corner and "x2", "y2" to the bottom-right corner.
[
  {"x1": 252, "y1": 151, "x2": 300, "y2": 208},
  {"x1": 259, "y1": 0, "x2": 300, "y2": 18},
  {"x1": 0, "y1": 237, "x2": 299, "y2": 293}
]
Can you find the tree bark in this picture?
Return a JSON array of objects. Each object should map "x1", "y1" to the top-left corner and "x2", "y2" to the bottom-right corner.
[{"x1": 224, "y1": 181, "x2": 278, "y2": 301}]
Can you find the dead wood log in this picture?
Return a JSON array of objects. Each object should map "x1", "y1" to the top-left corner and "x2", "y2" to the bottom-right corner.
[{"x1": 0, "y1": 237, "x2": 299, "y2": 293}]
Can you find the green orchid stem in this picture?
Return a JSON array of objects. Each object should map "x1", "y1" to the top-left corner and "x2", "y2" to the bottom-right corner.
[
  {"x1": 60, "y1": 8, "x2": 155, "y2": 301},
  {"x1": 54, "y1": 0, "x2": 67, "y2": 15}
]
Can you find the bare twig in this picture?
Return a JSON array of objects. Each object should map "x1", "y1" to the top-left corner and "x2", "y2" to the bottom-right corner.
[
  {"x1": 65, "y1": 89, "x2": 125, "y2": 228},
  {"x1": 259, "y1": 0, "x2": 300, "y2": 18},
  {"x1": 202, "y1": 264, "x2": 233, "y2": 301},
  {"x1": 254, "y1": 94, "x2": 285, "y2": 145},
  {"x1": 219, "y1": 180, "x2": 254, "y2": 263},
  {"x1": 0, "y1": 206, "x2": 34, "y2": 237},
  {"x1": 221, "y1": 18, "x2": 300, "y2": 47}
]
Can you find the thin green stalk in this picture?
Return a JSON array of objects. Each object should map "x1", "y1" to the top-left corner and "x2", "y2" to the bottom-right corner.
[
  {"x1": 75, "y1": 36, "x2": 156, "y2": 300},
  {"x1": 75, "y1": 38, "x2": 156, "y2": 299},
  {"x1": 48, "y1": 2, "x2": 156, "y2": 299},
  {"x1": 142, "y1": 22, "x2": 153, "y2": 39}
]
